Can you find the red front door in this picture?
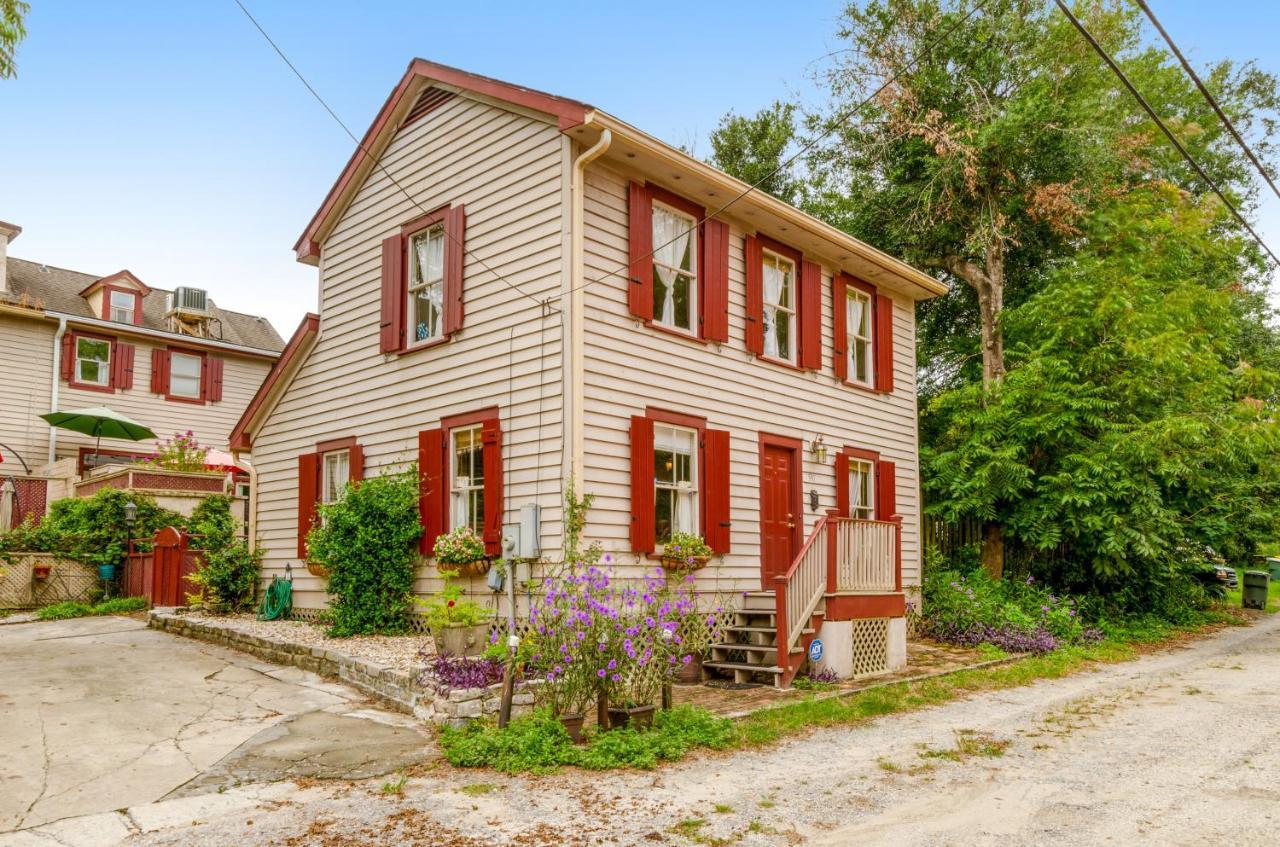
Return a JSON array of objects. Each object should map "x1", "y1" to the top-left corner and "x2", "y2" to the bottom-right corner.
[{"x1": 760, "y1": 442, "x2": 798, "y2": 582}]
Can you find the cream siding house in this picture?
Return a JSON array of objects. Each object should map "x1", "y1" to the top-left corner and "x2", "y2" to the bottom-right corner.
[
  {"x1": 234, "y1": 60, "x2": 946, "y2": 687},
  {"x1": 0, "y1": 221, "x2": 284, "y2": 513}
]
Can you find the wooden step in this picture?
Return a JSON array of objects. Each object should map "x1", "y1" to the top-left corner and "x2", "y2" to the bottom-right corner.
[
  {"x1": 741, "y1": 590, "x2": 775, "y2": 611},
  {"x1": 702, "y1": 659, "x2": 784, "y2": 684},
  {"x1": 723, "y1": 625, "x2": 812, "y2": 636}
]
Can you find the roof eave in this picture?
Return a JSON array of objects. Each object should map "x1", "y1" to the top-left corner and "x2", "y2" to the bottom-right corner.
[{"x1": 229, "y1": 313, "x2": 321, "y2": 449}]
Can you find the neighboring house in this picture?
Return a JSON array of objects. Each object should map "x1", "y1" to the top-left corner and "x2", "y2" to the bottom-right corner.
[
  {"x1": 0, "y1": 220, "x2": 285, "y2": 488},
  {"x1": 231, "y1": 60, "x2": 947, "y2": 686}
]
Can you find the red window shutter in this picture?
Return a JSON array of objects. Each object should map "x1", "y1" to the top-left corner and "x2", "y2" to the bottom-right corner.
[
  {"x1": 799, "y1": 260, "x2": 822, "y2": 370},
  {"x1": 206, "y1": 358, "x2": 224, "y2": 403},
  {"x1": 379, "y1": 234, "x2": 405, "y2": 354},
  {"x1": 699, "y1": 219, "x2": 730, "y2": 342},
  {"x1": 629, "y1": 414, "x2": 655, "y2": 554},
  {"x1": 481, "y1": 417, "x2": 503, "y2": 556},
  {"x1": 107, "y1": 340, "x2": 120, "y2": 389},
  {"x1": 744, "y1": 235, "x2": 764, "y2": 355},
  {"x1": 443, "y1": 204, "x2": 466, "y2": 335},
  {"x1": 703, "y1": 428, "x2": 731, "y2": 554},
  {"x1": 297, "y1": 453, "x2": 319, "y2": 558},
  {"x1": 875, "y1": 460, "x2": 897, "y2": 520},
  {"x1": 832, "y1": 275, "x2": 848, "y2": 381},
  {"x1": 60, "y1": 334, "x2": 75, "y2": 381},
  {"x1": 150, "y1": 348, "x2": 170, "y2": 394},
  {"x1": 835, "y1": 451, "x2": 850, "y2": 516},
  {"x1": 115, "y1": 343, "x2": 136, "y2": 390},
  {"x1": 133, "y1": 294, "x2": 144, "y2": 326},
  {"x1": 874, "y1": 293, "x2": 895, "y2": 393},
  {"x1": 348, "y1": 444, "x2": 364, "y2": 482},
  {"x1": 627, "y1": 182, "x2": 654, "y2": 321},
  {"x1": 418, "y1": 428, "x2": 445, "y2": 554}
]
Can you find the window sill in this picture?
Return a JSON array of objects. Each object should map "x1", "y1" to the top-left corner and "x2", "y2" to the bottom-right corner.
[
  {"x1": 643, "y1": 320, "x2": 709, "y2": 346},
  {"x1": 755, "y1": 353, "x2": 810, "y2": 374},
  {"x1": 396, "y1": 334, "x2": 453, "y2": 357},
  {"x1": 67, "y1": 379, "x2": 115, "y2": 394},
  {"x1": 841, "y1": 378, "x2": 885, "y2": 396},
  {"x1": 165, "y1": 393, "x2": 207, "y2": 405}
]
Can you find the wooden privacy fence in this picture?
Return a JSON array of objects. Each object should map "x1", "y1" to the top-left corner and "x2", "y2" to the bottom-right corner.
[{"x1": 122, "y1": 526, "x2": 203, "y2": 607}]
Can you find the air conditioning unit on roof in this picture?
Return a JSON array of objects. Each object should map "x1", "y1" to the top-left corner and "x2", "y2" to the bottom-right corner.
[{"x1": 169, "y1": 286, "x2": 209, "y2": 313}]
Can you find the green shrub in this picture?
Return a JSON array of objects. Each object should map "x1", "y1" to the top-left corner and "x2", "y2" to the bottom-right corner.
[
  {"x1": 417, "y1": 568, "x2": 488, "y2": 630},
  {"x1": 91, "y1": 596, "x2": 148, "y2": 615},
  {"x1": 187, "y1": 495, "x2": 238, "y2": 551},
  {"x1": 306, "y1": 470, "x2": 422, "y2": 636},
  {"x1": 917, "y1": 568, "x2": 1088, "y2": 652},
  {"x1": 36, "y1": 489, "x2": 182, "y2": 568},
  {"x1": 36, "y1": 601, "x2": 94, "y2": 620},
  {"x1": 186, "y1": 495, "x2": 260, "y2": 612},
  {"x1": 440, "y1": 706, "x2": 735, "y2": 773}
]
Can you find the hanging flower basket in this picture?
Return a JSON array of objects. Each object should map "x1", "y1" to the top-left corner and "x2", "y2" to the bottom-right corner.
[
  {"x1": 32, "y1": 563, "x2": 52, "y2": 581},
  {"x1": 306, "y1": 562, "x2": 330, "y2": 579},
  {"x1": 661, "y1": 555, "x2": 710, "y2": 571},
  {"x1": 436, "y1": 558, "x2": 490, "y2": 578},
  {"x1": 659, "y1": 533, "x2": 713, "y2": 572}
]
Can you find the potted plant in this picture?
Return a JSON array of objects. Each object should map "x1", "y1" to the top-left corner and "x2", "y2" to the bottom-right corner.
[
  {"x1": 432, "y1": 527, "x2": 489, "y2": 577},
  {"x1": 418, "y1": 569, "x2": 490, "y2": 657},
  {"x1": 660, "y1": 532, "x2": 713, "y2": 571},
  {"x1": 32, "y1": 561, "x2": 52, "y2": 580}
]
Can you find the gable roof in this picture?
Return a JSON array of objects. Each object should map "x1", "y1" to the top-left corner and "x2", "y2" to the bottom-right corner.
[
  {"x1": 78, "y1": 269, "x2": 153, "y2": 297},
  {"x1": 229, "y1": 312, "x2": 320, "y2": 449},
  {"x1": 2, "y1": 257, "x2": 286, "y2": 353},
  {"x1": 294, "y1": 58, "x2": 946, "y2": 299}
]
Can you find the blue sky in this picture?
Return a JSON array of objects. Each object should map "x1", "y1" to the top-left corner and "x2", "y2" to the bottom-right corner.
[{"x1": 2, "y1": 1, "x2": 1277, "y2": 337}]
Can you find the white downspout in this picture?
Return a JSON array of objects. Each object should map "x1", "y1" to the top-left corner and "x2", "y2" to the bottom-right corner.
[
  {"x1": 567, "y1": 128, "x2": 611, "y2": 484},
  {"x1": 48, "y1": 317, "x2": 67, "y2": 465},
  {"x1": 233, "y1": 450, "x2": 257, "y2": 552}
]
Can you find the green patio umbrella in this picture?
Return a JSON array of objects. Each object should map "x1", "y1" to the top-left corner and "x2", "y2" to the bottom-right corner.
[{"x1": 40, "y1": 406, "x2": 157, "y2": 468}]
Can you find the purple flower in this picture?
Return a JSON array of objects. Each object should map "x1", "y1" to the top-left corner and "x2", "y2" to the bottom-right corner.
[{"x1": 597, "y1": 669, "x2": 607, "y2": 678}]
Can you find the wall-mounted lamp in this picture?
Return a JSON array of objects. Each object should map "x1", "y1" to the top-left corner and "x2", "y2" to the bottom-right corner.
[{"x1": 808, "y1": 435, "x2": 828, "y2": 464}]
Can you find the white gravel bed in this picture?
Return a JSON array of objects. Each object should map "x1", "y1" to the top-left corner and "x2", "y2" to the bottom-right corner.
[{"x1": 181, "y1": 611, "x2": 433, "y2": 673}]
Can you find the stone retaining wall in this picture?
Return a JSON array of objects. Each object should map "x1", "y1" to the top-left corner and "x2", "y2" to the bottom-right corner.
[{"x1": 148, "y1": 610, "x2": 534, "y2": 726}]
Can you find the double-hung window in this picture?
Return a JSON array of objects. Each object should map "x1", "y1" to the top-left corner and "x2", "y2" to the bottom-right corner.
[
  {"x1": 848, "y1": 457, "x2": 875, "y2": 520},
  {"x1": 168, "y1": 352, "x2": 202, "y2": 400},
  {"x1": 109, "y1": 290, "x2": 137, "y2": 324},
  {"x1": 407, "y1": 223, "x2": 445, "y2": 345},
  {"x1": 75, "y1": 337, "x2": 111, "y2": 386},
  {"x1": 450, "y1": 424, "x2": 485, "y2": 534},
  {"x1": 651, "y1": 202, "x2": 697, "y2": 333},
  {"x1": 846, "y1": 287, "x2": 874, "y2": 387},
  {"x1": 321, "y1": 449, "x2": 350, "y2": 505},
  {"x1": 762, "y1": 251, "x2": 796, "y2": 362},
  {"x1": 654, "y1": 424, "x2": 698, "y2": 544}
]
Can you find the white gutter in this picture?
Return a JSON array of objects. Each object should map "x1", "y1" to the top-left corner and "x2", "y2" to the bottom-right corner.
[
  {"x1": 567, "y1": 129, "x2": 611, "y2": 483},
  {"x1": 44, "y1": 311, "x2": 282, "y2": 360},
  {"x1": 48, "y1": 316, "x2": 67, "y2": 464}
]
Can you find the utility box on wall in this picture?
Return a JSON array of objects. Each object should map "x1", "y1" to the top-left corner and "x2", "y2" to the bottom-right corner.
[{"x1": 501, "y1": 503, "x2": 542, "y2": 562}]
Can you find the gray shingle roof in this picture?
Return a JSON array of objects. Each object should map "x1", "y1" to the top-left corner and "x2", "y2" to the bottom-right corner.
[{"x1": 2, "y1": 257, "x2": 285, "y2": 353}]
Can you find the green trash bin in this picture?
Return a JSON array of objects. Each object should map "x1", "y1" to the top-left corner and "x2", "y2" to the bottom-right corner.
[
  {"x1": 1243, "y1": 570, "x2": 1269, "y2": 611},
  {"x1": 1266, "y1": 558, "x2": 1280, "y2": 582}
]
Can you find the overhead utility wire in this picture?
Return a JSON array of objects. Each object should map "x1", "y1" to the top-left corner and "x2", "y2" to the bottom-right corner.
[
  {"x1": 1053, "y1": 0, "x2": 1279, "y2": 265},
  {"x1": 1135, "y1": 0, "x2": 1280, "y2": 205},
  {"x1": 232, "y1": 0, "x2": 556, "y2": 312}
]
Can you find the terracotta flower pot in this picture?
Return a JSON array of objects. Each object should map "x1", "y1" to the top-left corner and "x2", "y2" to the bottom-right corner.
[
  {"x1": 606, "y1": 704, "x2": 657, "y2": 730},
  {"x1": 437, "y1": 559, "x2": 490, "y2": 578},
  {"x1": 559, "y1": 713, "x2": 586, "y2": 744},
  {"x1": 305, "y1": 562, "x2": 330, "y2": 579},
  {"x1": 32, "y1": 564, "x2": 52, "y2": 581},
  {"x1": 675, "y1": 654, "x2": 704, "y2": 684},
  {"x1": 432, "y1": 622, "x2": 489, "y2": 657},
  {"x1": 660, "y1": 555, "x2": 709, "y2": 571}
]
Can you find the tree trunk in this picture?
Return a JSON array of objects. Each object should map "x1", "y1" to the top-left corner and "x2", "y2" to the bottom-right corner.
[{"x1": 981, "y1": 522, "x2": 1004, "y2": 579}]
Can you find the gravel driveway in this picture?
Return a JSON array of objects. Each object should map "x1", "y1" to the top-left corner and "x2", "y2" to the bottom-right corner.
[{"x1": 112, "y1": 611, "x2": 1280, "y2": 847}]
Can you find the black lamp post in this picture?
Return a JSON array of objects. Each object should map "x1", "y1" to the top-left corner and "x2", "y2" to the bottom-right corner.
[{"x1": 123, "y1": 501, "x2": 137, "y2": 557}]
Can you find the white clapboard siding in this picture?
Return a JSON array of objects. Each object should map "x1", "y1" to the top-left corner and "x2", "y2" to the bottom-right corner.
[
  {"x1": 0, "y1": 313, "x2": 56, "y2": 470},
  {"x1": 579, "y1": 161, "x2": 922, "y2": 596},
  {"x1": 250, "y1": 94, "x2": 569, "y2": 611}
]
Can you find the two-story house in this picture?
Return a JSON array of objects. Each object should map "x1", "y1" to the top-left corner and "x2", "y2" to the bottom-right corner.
[
  {"x1": 230, "y1": 60, "x2": 947, "y2": 686},
  {"x1": 0, "y1": 219, "x2": 285, "y2": 516}
]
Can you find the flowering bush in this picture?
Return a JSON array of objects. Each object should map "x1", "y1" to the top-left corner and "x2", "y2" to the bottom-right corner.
[
  {"x1": 141, "y1": 430, "x2": 208, "y2": 472},
  {"x1": 518, "y1": 561, "x2": 723, "y2": 716},
  {"x1": 661, "y1": 532, "x2": 713, "y2": 564},
  {"x1": 433, "y1": 526, "x2": 487, "y2": 564},
  {"x1": 914, "y1": 568, "x2": 1090, "y2": 654},
  {"x1": 417, "y1": 568, "x2": 488, "y2": 629},
  {"x1": 420, "y1": 652, "x2": 506, "y2": 694}
]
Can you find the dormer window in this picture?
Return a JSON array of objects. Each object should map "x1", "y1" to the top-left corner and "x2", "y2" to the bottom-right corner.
[{"x1": 109, "y1": 290, "x2": 138, "y2": 324}]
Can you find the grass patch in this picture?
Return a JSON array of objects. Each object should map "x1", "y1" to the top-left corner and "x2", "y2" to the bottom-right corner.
[
  {"x1": 1224, "y1": 569, "x2": 1280, "y2": 614},
  {"x1": 458, "y1": 782, "x2": 496, "y2": 796},
  {"x1": 36, "y1": 597, "x2": 147, "y2": 621},
  {"x1": 712, "y1": 803, "x2": 733, "y2": 814},
  {"x1": 380, "y1": 773, "x2": 408, "y2": 795},
  {"x1": 976, "y1": 643, "x2": 1011, "y2": 661}
]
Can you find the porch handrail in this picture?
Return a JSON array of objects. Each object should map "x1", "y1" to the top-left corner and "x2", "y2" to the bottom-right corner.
[
  {"x1": 832, "y1": 517, "x2": 901, "y2": 593},
  {"x1": 773, "y1": 515, "x2": 830, "y2": 674}
]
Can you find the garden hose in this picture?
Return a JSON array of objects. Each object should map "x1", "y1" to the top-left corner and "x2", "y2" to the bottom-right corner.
[{"x1": 257, "y1": 566, "x2": 293, "y2": 621}]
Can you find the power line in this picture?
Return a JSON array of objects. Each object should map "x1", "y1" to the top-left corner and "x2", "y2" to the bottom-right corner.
[
  {"x1": 1052, "y1": 0, "x2": 1279, "y2": 265},
  {"x1": 562, "y1": 0, "x2": 998, "y2": 300},
  {"x1": 231, "y1": 0, "x2": 557, "y2": 313},
  {"x1": 1136, "y1": 0, "x2": 1280, "y2": 205}
]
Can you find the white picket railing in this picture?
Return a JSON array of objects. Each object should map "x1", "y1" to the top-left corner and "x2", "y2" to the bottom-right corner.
[{"x1": 834, "y1": 519, "x2": 898, "y2": 592}]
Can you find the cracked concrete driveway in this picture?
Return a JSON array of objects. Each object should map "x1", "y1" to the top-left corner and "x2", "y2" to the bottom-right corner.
[{"x1": 0, "y1": 616, "x2": 433, "y2": 841}]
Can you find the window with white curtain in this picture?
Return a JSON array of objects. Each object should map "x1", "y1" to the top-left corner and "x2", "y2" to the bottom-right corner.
[
  {"x1": 451, "y1": 425, "x2": 485, "y2": 534},
  {"x1": 321, "y1": 449, "x2": 350, "y2": 505},
  {"x1": 407, "y1": 223, "x2": 445, "y2": 345},
  {"x1": 109, "y1": 290, "x2": 137, "y2": 323},
  {"x1": 849, "y1": 458, "x2": 875, "y2": 520},
  {"x1": 762, "y1": 250, "x2": 795, "y2": 362},
  {"x1": 651, "y1": 202, "x2": 697, "y2": 332},
  {"x1": 654, "y1": 424, "x2": 697, "y2": 543},
  {"x1": 846, "y1": 287, "x2": 874, "y2": 386},
  {"x1": 75, "y1": 337, "x2": 110, "y2": 386},
  {"x1": 169, "y1": 352, "x2": 202, "y2": 399}
]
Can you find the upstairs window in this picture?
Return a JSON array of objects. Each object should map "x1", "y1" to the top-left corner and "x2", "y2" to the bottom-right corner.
[
  {"x1": 76, "y1": 337, "x2": 111, "y2": 386},
  {"x1": 846, "y1": 287, "x2": 875, "y2": 387},
  {"x1": 168, "y1": 352, "x2": 203, "y2": 400},
  {"x1": 848, "y1": 457, "x2": 875, "y2": 520},
  {"x1": 654, "y1": 423, "x2": 698, "y2": 544},
  {"x1": 651, "y1": 202, "x2": 697, "y2": 333},
  {"x1": 450, "y1": 424, "x2": 485, "y2": 534},
  {"x1": 322, "y1": 449, "x2": 350, "y2": 505},
  {"x1": 762, "y1": 250, "x2": 796, "y2": 362},
  {"x1": 109, "y1": 290, "x2": 137, "y2": 324},
  {"x1": 408, "y1": 223, "x2": 445, "y2": 345}
]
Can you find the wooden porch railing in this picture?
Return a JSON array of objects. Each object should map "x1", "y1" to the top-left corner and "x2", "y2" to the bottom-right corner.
[
  {"x1": 774, "y1": 515, "x2": 830, "y2": 676},
  {"x1": 832, "y1": 518, "x2": 901, "y2": 593}
]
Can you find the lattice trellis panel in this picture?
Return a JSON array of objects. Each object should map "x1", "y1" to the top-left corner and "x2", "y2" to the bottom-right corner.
[
  {"x1": 0, "y1": 557, "x2": 98, "y2": 609},
  {"x1": 851, "y1": 617, "x2": 891, "y2": 678}
]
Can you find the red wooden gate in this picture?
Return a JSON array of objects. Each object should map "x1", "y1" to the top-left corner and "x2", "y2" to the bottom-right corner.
[{"x1": 122, "y1": 526, "x2": 202, "y2": 607}]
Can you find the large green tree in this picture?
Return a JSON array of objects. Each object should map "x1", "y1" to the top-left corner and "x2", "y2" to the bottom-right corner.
[{"x1": 1, "y1": 0, "x2": 28, "y2": 79}]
